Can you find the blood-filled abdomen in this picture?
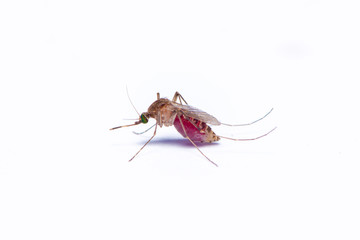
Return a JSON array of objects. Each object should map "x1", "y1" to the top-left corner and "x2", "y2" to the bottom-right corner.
[{"x1": 173, "y1": 115, "x2": 220, "y2": 143}]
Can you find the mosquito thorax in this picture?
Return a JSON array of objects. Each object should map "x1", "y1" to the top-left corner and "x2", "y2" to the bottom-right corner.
[{"x1": 140, "y1": 113, "x2": 149, "y2": 124}]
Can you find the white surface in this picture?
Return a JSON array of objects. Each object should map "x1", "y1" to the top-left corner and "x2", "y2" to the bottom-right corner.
[{"x1": 1, "y1": 1, "x2": 359, "y2": 239}]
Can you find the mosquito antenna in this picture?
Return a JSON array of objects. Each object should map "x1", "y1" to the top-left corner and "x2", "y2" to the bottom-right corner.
[
  {"x1": 218, "y1": 127, "x2": 277, "y2": 141},
  {"x1": 126, "y1": 86, "x2": 140, "y2": 117},
  {"x1": 221, "y1": 108, "x2": 273, "y2": 126},
  {"x1": 133, "y1": 123, "x2": 156, "y2": 135}
]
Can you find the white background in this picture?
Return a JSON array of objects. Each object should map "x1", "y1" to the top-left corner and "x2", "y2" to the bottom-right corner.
[{"x1": 1, "y1": 1, "x2": 359, "y2": 239}]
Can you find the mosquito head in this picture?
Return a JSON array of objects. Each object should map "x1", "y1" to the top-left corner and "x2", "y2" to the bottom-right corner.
[
  {"x1": 110, "y1": 112, "x2": 149, "y2": 131},
  {"x1": 140, "y1": 112, "x2": 150, "y2": 124}
]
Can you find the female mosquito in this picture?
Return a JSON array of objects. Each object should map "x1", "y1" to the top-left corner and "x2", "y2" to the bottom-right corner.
[{"x1": 110, "y1": 92, "x2": 276, "y2": 167}]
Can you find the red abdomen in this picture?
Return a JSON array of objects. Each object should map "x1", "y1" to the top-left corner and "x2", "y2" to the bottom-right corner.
[{"x1": 173, "y1": 115, "x2": 220, "y2": 143}]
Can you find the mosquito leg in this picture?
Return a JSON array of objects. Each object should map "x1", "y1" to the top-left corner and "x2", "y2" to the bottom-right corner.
[
  {"x1": 129, "y1": 124, "x2": 158, "y2": 162},
  {"x1": 133, "y1": 123, "x2": 156, "y2": 135},
  {"x1": 172, "y1": 92, "x2": 180, "y2": 103},
  {"x1": 177, "y1": 114, "x2": 218, "y2": 167},
  {"x1": 218, "y1": 127, "x2": 277, "y2": 141},
  {"x1": 172, "y1": 91, "x2": 188, "y2": 105},
  {"x1": 221, "y1": 108, "x2": 274, "y2": 126}
]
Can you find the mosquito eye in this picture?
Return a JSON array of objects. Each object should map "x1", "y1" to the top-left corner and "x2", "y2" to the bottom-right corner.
[{"x1": 140, "y1": 114, "x2": 148, "y2": 124}]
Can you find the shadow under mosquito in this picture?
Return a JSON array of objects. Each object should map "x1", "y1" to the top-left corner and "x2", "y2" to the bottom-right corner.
[{"x1": 138, "y1": 137, "x2": 220, "y2": 148}]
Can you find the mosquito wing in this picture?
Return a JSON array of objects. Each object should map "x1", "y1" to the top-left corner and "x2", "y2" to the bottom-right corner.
[{"x1": 172, "y1": 103, "x2": 221, "y2": 125}]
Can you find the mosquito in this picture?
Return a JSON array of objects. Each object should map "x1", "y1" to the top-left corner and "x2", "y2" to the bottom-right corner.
[{"x1": 110, "y1": 91, "x2": 276, "y2": 167}]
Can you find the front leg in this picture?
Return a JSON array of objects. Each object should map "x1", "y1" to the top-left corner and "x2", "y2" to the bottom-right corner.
[{"x1": 172, "y1": 91, "x2": 188, "y2": 105}]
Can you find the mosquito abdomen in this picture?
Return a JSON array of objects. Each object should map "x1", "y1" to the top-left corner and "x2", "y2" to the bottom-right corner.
[{"x1": 173, "y1": 115, "x2": 220, "y2": 143}]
